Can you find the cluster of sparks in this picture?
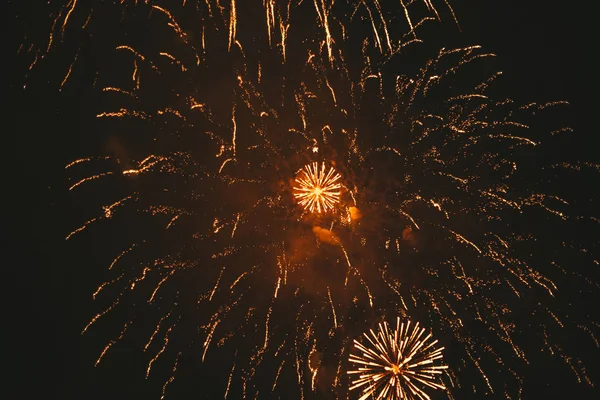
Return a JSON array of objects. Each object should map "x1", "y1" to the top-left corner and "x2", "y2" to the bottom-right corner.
[
  {"x1": 293, "y1": 162, "x2": 342, "y2": 214},
  {"x1": 348, "y1": 318, "x2": 447, "y2": 400},
  {"x1": 19, "y1": 0, "x2": 600, "y2": 398}
]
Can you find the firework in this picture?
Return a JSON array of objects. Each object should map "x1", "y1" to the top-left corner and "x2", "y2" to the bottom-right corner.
[
  {"x1": 348, "y1": 318, "x2": 447, "y2": 400},
  {"x1": 293, "y1": 162, "x2": 342, "y2": 214},
  {"x1": 34, "y1": 0, "x2": 600, "y2": 398}
]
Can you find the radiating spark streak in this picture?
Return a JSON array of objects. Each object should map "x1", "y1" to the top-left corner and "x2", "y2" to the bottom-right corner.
[
  {"x1": 262, "y1": 277, "x2": 281, "y2": 351},
  {"x1": 453, "y1": 259, "x2": 473, "y2": 294},
  {"x1": 548, "y1": 309, "x2": 564, "y2": 328},
  {"x1": 149, "y1": 269, "x2": 176, "y2": 303},
  {"x1": 65, "y1": 217, "x2": 97, "y2": 240},
  {"x1": 265, "y1": 0, "x2": 275, "y2": 46},
  {"x1": 160, "y1": 353, "x2": 181, "y2": 400},
  {"x1": 373, "y1": 0, "x2": 392, "y2": 53},
  {"x1": 399, "y1": 209, "x2": 421, "y2": 230},
  {"x1": 231, "y1": 105, "x2": 237, "y2": 156},
  {"x1": 274, "y1": 276, "x2": 281, "y2": 299},
  {"x1": 272, "y1": 360, "x2": 285, "y2": 391},
  {"x1": 152, "y1": 5, "x2": 187, "y2": 43},
  {"x1": 489, "y1": 134, "x2": 537, "y2": 146},
  {"x1": 202, "y1": 320, "x2": 219, "y2": 362},
  {"x1": 362, "y1": 1, "x2": 383, "y2": 53},
  {"x1": 102, "y1": 86, "x2": 137, "y2": 98},
  {"x1": 360, "y1": 0, "x2": 392, "y2": 54},
  {"x1": 210, "y1": 267, "x2": 225, "y2": 301},
  {"x1": 147, "y1": 324, "x2": 175, "y2": 378},
  {"x1": 279, "y1": 17, "x2": 289, "y2": 62},
  {"x1": 327, "y1": 287, "x2": 338, "y2": 329},
  {"x1": 295, "y1": 342, "x2": 302, "y2": 385},
  {"x1": 381, "y1": 271, "x2": 409, "y2": 310},
  {"x1": 274, "y1": 340, "x2": 287, "y2": 358},
  {"x1": 334, "y1": 345, "x2": 346, "y2": 387},
  {"x1": 219, "y1": 158, "x2": 233, "y2": 173},
  {"x1": 159, "y1": 52, "x2": 187, "y2": 72},
  {"x1": 309, "y1": 344, "x2": 320, "y2": 391},
  {"x1": 62, "y1": 0, "x2": 78, "y2": 32},
  {"x1": 326, "y1": 79, "x2": 337, "y2": 104},
  {"x1": 578, "y1": 325, "x2": 599, "y2": 347},
  {"x1": 358, "y1": 276, "x2": 374, "y2": 308},
  {"x1": 225, "y1": 362, "x2": 235, "y2": 399},
  {"x1": 131, "y1": 266, "x2": 151, "y2": 290},
  {"x1": 230, "y1": 214, "x2": 241, "y2": 238},
  {"x1": 465, "y1": 348, "x2": 494, "y2": 392},
  {"x1": 445, "y1": 228, "x2": 482, "y2": 253},
  {"x1": 82, "y1": 295, "x2": 122, "y2": 334},
  {"x1": 166, "y1": 213, "x2": 182, "y2": 229},
  {"x1": 108, "y1": 243, "x2": 139, "y2": 270},
  {"x1": 230, "y1": 271, "x2": 249, "y2": 291},
  {"x1": 156, "y1": 107, "x2": 185, "y2": 120},
  {"x1": 123, "y1": 155, "x2": 166, "y2": 175},
  {"x1": 441, "y1": 0, "x2": 461, "y2": 29},
  {"x1": 145, "y1": 312, "x2": 172, "y2": 351},
  {"x1": 505, "y1": 279, "x2": 521, "y2": 297},
  {"x1": 115, "y1": 45, "x2": 145, "y2": 60},
  {"x1": 65, "y1": 156, "x2": 111, "y2": 169},
  {"x1": 313, "y1": 0, "x2": 333, "y2": 63},
  {"x1": 532, "y1": 273, "x2": 557, "y2": 296},
  {"x1": 93, "y1": 273, "x2": 124, "y2": 299},
  {"x1": 507, "y1": 267, "x2": 532, "y2": 288},
  {"x1": 69, "y1": 172, "x2": 113, "y2": 190},
  {"x1": 339, "y1": 242, "x2": 352, "y2": 268},
  {"x1": 97, "y1": 108, "x2": 148, "y2": 119},
  {"x1": 103, "y1": 196, "x2": 133, "y2": 218},
  {"x1": 228, "y1": 0, "x2": 237, "y2": 51},
  {"x1": 400, "y1": 0, "x2": 417, "y2": 38},
  {"x1": 60, "y1": 50, "x2": 77, "y2": 90},
  {"x1": 95, "y1": 323, "x2": 129, "y2": 366}
]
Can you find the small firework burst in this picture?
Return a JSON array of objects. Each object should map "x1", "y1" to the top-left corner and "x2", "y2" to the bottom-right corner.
[
  {"x1": 293, "y1": 162, "x2": 342, "y2": 214},
  {"x1": 348, "y1": 318, "x2": 447, "y2": 400}
]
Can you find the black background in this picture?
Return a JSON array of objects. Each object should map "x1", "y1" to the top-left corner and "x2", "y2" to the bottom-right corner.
[{"x1": 4, "y1": 1, "x2": 598, "y2": 399}]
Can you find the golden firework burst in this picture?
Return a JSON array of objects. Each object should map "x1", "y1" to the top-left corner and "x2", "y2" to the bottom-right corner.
[
  {"x1": 348, "y1": 318, "x2": 448, "y2": 400},
  {"x1": 293, "y1": 162, "x2": 342, "y2": 213}
]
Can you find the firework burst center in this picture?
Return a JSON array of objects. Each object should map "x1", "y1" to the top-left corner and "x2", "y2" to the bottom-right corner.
[{"x1": 390, "y1": 364, "x2": 402, "y2": 375}]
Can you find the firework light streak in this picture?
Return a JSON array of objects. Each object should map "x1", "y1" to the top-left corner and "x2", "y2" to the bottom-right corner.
[
  {"x1": 293, "y1": 162, "x2": 342, "y2": 213},
  {"x1": 348, "y1": 318, "x2": 447, "y2": 400},
  {"x1": 20, "y1": 0, "x2": 598, "y2": 398}
]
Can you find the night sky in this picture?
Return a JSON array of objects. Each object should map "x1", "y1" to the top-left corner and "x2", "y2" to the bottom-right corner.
[{"x1": 5, "y1": 1, "x2": 599, "y2": 399}]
